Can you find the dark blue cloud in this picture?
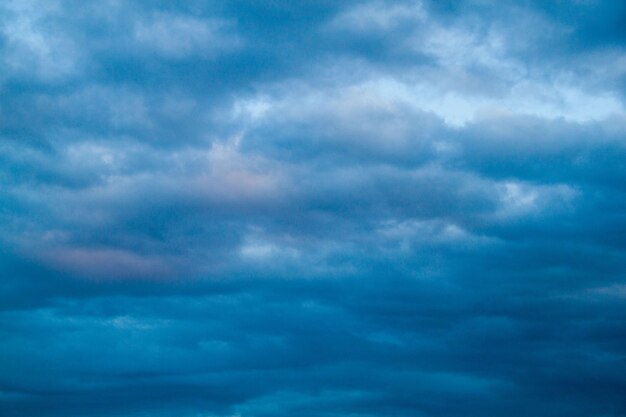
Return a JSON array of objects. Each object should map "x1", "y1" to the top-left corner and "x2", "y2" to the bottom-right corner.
[{"x1": 2, "y1": 1, "x2": 626, "y2": 416}]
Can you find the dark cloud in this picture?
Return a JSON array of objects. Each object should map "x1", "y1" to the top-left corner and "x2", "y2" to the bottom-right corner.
[{"x1": 1, "y1": 1, "x2": 626, "y2": 416}]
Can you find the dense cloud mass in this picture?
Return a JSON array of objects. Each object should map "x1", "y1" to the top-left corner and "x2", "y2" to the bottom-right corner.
[{"x1": 1, "y1": 1, "x2": 626, "y2": 416}]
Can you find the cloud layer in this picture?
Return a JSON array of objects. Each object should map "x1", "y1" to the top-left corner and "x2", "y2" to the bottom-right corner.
[{"x1": 1, "y1": 1, "x2": 626, "y2": 416}]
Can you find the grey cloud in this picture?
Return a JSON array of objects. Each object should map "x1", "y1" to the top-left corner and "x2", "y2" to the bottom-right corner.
[{"x1": 2, "y1": 1, "x2": 626, "y2": 417}]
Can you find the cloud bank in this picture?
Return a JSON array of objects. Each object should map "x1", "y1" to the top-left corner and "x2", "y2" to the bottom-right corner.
[{"x1": 1, "y1": 1, "x2": 626, "y2": 416}]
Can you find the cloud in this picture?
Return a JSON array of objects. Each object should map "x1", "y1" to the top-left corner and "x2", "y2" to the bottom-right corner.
[
  {"x1": 133, "y1": 13, "x2": 241, "y2": 59},
  {"x1": 0, "y1": 0, "x2": 82, "y2": 81},
  {"x1": 1, "y1": 1, "x2": 626, "y2": 417},
  {"x1": 41, "y1": 247, "x2": 175, "y2": 280}
]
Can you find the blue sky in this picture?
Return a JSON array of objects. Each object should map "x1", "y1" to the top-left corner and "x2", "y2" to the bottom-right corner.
[{"x1": 1, "y1": 1, "x2": 626, "y2": 416}]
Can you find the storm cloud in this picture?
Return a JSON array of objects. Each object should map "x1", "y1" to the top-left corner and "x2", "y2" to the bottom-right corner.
[{"x1": 1, "y1": 1, "x2": 626, "y2": 416}]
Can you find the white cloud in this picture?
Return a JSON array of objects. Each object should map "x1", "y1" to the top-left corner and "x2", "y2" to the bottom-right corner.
[
  {"x1": 323, "y1": 2, "x2": 625, "y2": 125},
  {"x1": 496, "y1": 181, "x2": 578, "y2": 218},
  {"x1": 133, "y1": 13, "x2": 241, "y2": 58},
  {"x1": 328, "y1": 0, "x2": 426, "y2": 32},
  {"x1": 0, "y1": 0, "x2": 81, "y2": 81}
]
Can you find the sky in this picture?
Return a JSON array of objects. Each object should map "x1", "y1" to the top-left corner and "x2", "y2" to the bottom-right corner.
[{"x1": 1, "y1": 1, "x2": 626, "y2": 416}]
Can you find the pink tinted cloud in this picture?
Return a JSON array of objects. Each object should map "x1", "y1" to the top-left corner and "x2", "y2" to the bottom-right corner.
[{"x1": 43, "y1": 247, "x2": 175, "y2": 280}]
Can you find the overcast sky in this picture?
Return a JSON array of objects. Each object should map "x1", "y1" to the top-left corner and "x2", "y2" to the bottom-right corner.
[{"x1": 1, "y1": 1, "x2": 626, "y2": 416}]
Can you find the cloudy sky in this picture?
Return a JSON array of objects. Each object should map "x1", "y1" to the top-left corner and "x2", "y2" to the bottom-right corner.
[{"x1": 1, "y1": 1, "x2": 626, "y2": 416}]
